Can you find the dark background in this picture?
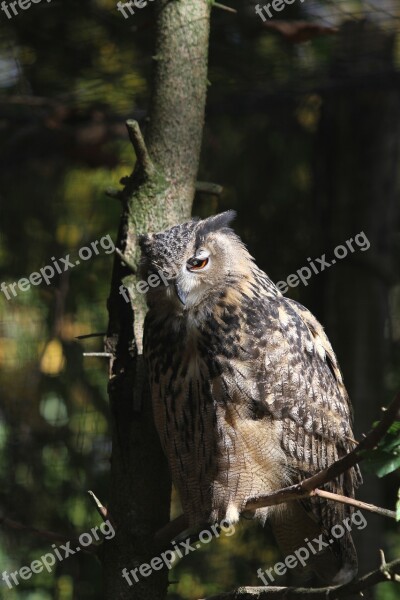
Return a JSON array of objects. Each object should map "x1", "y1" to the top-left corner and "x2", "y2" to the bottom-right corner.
[{"x1": 0, "y1": 0, "x2": 399, "y2": 598}]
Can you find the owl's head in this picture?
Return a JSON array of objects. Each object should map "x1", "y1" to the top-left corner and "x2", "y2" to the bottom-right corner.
[{"x1": 139, "y1": 210, "x2": 254, "y2": 310}]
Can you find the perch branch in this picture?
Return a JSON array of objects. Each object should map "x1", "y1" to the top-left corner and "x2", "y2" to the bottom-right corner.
[
  {"x1": 200, "y1": 558, "x2": 400, "y2": 599},
  {"x1": 155, "y1": 393, "x2": 400, "y2": 545},
  {"x1": 245, "y1": 391, "x2": 400, "y2": 512}
]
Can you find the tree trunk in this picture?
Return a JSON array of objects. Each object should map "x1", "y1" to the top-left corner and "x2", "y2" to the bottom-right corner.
[{"x1": 102, "y1": 2, "x2": 211, "y2": 598}]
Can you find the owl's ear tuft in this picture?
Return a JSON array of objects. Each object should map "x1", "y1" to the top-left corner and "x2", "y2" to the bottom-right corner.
[
  {"x1": 195, "y1": 210, "x2": 237, "y2": 243},
  {"x1": 205, "y1": 210, "x2": 237, "y2": 230}
]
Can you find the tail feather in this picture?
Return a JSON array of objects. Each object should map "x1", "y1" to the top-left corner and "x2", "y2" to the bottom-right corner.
[{"x1": 269, "y1": 502, "x2": 358, "y2": 585}]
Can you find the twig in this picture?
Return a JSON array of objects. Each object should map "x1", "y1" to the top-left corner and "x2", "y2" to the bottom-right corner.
[
  {"x1": 87, "y1": 490, "x2": 116, "y2": 529},
  {"x1": 75, "y1": 332, "x2": 106, "y2": 340},
  {"x1": 213, "y1": 2, "x2": 237, "y2": 14},
  {"x1": 0, "y1": 515, "x2": 73, "y2": 544},
  {"x1": 0, "y1": 515, "x2": 97, "y2": 554},
  {"x1": 195, "y1": 181, "x2": 223, "y2": 195},
  {"x1": 126, "y1": 119, "x2": 155, "y2": 178},
  {"x1": 154, "y1": 514, "x2": 188, "y2": 548},
  {"x1": 115, "y1": 248, "x2": 136, "y2": 273},
  {"x1": 261, "y1": 21, "x2": 338, "y2": 44},
  {"x1": 105, "y1": 187, "x2": 123, "y2": 200},
  {"x1": 200, "y1": 558, "x2": 400, "y2": 599},
  {"x1": 83, "y1": 352, "x2": 113, "y2": 358},
  {"x1": 312, "y1": 489, "x2": 396, "y2": 520}
]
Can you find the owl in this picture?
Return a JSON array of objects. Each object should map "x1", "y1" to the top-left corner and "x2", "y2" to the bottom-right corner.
[{"x1": 140, "y1": 210, "x2": 362, "y2": 585}]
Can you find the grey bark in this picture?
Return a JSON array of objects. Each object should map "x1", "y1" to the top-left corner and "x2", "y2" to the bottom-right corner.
[{"x1": 101, "y1": 2, "x2": 211, "y2": 598}]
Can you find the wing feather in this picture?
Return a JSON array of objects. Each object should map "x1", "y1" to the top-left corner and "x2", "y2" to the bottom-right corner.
[{"x1": 255, "y1": 294, "x2": 361, "y2": 531}]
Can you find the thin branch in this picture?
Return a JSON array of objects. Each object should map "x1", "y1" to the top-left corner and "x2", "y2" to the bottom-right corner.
[
  {"x1": 0, "y1": 95, "x2": 59, "y2": 106},
  {"x1": 195, "y1": 181, "x2": 223, "y2": 195},
  {"x1": 261, "y1": 21, "x2": 338, "y2": 44},
  {"x1": 200, "y1": 558, "x2": 400, "y2": 600},
  {"x1": 154, "y1": 514, "x2": 188, "y2": 548},
  {"x1": 83, "y1": 352, "x2": 113, "y2": 358},
  {"x1": 105, "y1": 187, "x2": 123, "y2": 200},
  {"x1": 0, "y1": 515, "x2": 97, "y2": 554},
  {"x1": 379, "y1": 551, "x2": 399, "y2": 582},
  {"x1": 0, "y1": 515, "x2": 73, "y2": 544},
  {"x1": 126, "y1": 119, "x2": 155, "y2": 178},
  {"x1": 87, "y1": 490, "x2": 116, "y2": 529},
  {"x1": 213, "y1": 2, "x2": 237, "y2": 14},
  {"x1": 312, "y1": 489, "x2": 397, "y2": 520},
  {"x1": 75, "y1": 332, "x2": 106, "y2": 340},
  {"x1": 115, "y1": 247, "x2": 136, "y2": 273}
]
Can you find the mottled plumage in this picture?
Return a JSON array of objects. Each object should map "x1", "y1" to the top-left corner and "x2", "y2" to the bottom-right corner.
[{"x1": 140, "y1": 211, "x2": 362, "y2": 584}]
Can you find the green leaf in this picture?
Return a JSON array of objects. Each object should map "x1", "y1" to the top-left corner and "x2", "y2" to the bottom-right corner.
[
  {"x1": 381, "y1": 436, "x2": 400, "y2": 453},
  {"x1": 388, "y1": 422, "x2": 400, "y2": 434},
  {"x1": 363, "y1": 450, "x2": 400, "y2": 477},
  {"x1": 365, "y1": 421, "x2": 400, "y2": 458},
  {"x1": 370, "y1": 420, "x2": 400, "y2": 434}
]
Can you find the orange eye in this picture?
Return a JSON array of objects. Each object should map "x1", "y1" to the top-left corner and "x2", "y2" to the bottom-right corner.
[{"x1": 187, "y1": 257, "x2": 209, "y2": 271}]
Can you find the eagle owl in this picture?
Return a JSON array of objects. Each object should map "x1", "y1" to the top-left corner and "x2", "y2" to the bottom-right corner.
[{"x1": 140, "y1": 211, "x2": 361, "y2": 585}]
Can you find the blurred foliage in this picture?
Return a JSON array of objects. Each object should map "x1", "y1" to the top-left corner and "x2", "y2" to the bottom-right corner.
[
  {"x1": 363, "y1": 422, "x2": 400, "y2": 479},
  {"x1": 0, "y1": 0, "x2": 399, "y2": 599}
]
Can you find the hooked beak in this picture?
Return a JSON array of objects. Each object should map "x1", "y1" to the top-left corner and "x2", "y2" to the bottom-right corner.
[{"x1": 174, "y1": 281, "x2": 188, "y2": 305}]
